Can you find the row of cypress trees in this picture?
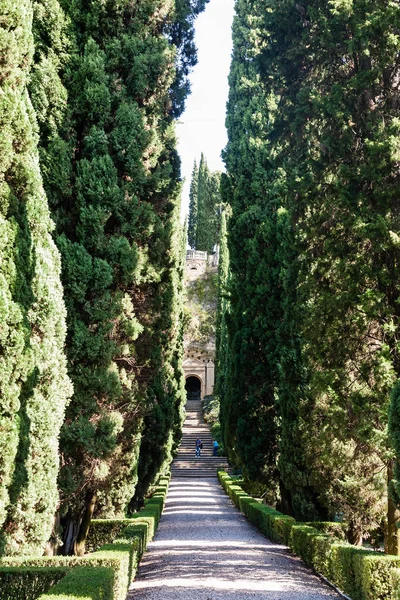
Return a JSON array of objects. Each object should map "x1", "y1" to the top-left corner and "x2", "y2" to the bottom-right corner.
[
  {"x1": 187, "y1": 153, "x2": 221, "y2": 252},
  {"x1": 0, "y1": 0, "x2": 206, "y2": 557},
  {"x1": 218, "y1": 0, "x2": 400, "y2": 552}
]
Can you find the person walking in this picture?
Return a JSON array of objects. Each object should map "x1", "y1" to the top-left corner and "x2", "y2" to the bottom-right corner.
[
  {"x1": 213, "y1": 440, "x2": 219, "y2": 456},
  {"x1": 195, "y1": 438, "x2": 202, "y2": 457}
]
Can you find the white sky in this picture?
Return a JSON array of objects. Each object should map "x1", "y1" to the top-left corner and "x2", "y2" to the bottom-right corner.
[{"x1": 177, "y1": 0, "x2": 235, "y2": 219}]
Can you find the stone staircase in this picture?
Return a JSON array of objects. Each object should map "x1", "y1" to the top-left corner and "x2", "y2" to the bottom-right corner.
[{"x1": 171, "y1": 399, "x2": 231, "y2": 478}]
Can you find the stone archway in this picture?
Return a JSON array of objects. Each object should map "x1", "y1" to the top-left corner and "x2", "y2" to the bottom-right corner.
[
  {"x1": 182, "y1": 357, "x2": 215, "y2": 399},
  {"x1": 185, "y1": 375, "x2": 202, "y2": 401}
]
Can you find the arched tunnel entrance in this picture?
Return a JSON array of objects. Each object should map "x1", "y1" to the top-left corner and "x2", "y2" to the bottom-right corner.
[{"x1": 185, "y1": 376, "x2": 201, "y2": 401}]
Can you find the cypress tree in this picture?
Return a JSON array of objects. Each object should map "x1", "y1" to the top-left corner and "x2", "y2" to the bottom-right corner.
[
  {"x1": 215, "y1": 205, "x2": 231, "y2": 450},
  {"x1": 187, "y1": 160, "x2": 198, "y2": 249},
  {"x1": 248, "y1": 0, "x2": 400, "y2": 537},
  {"x1": 27, "y1": 0, "x2": 207, "y2": 553},
  {"x1": 269, "y1": 0, "x2": 400, "y2": 540},
  {"x1": 196, "y1": 153, "x2": 220, "y2": 254},
  {"x1": 223, "y1": 0, "x2": 400, "y2": 543},
  {"x1": 221, "y1": 0, "x2": 281, "y2": 494},
  {"x1": 215, "y1": 207, "x2": 230, "y2": 398},
  {"x1": 0, "y1": 0, "x2": 72, "y2": 556}
]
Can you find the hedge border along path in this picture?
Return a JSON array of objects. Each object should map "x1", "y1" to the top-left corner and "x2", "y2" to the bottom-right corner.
[
  {"x1": 0, "y1": 475, "x2": 170, "y2": 600},
  {"x1": 127, "y1": 476, "x2": 341, "y2": 600},
  {"x1": 218, "y1": 471, "x2": 400, "y2": 600}
]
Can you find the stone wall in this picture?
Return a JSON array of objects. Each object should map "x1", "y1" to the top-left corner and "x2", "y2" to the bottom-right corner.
[{"x1": 183, "y1": 251, "x2": 217, "y2": 398}]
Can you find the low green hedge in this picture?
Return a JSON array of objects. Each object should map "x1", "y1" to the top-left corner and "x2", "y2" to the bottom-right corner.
[
  {"x1": 392, "y1": 568, "x2": 400, "y2": 600},
  {"x1": 86, "y1": 477, "x2": 169, "y2": 553},
  {"x1": 36, "y1": 566, "x2": 114, "y2": 600},
  {"x1": 1, "y1": 539, "x2": 138, "y2": 600},
  {"x1": 305, "y1": 521, "x2": 347, "y2": 540},
  {"x1": 218, "y1": 470, "x2": 400, "y2": 600},
  {"x1": 0, "y1": 474, "x2": 170, "y2": 600},
  {"x1": 243, "y1": 502, "x2": 296, "y2": 545},
  {"x1": 0, "y1": 567, "x2": 68, "y2": 600}
]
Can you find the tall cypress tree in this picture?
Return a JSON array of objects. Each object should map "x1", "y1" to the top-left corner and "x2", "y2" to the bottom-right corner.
[
  {"x1": 215, "y1": 205, "x2": 231, "y2": 443},
  {"x1": 221, "y1": 0, "x2": 281, "y2": 494},
  {"x1": 27, "y1": 0, "x2": 207, "y2": 553},
  {"x1": 0, "y1": 0, "x2": 72, "y2": 556},
  {"x1": 265, "y1": 0, "x2": 400, "y2": 542},
  {"x1": 187, "y1": 160, "x2": 198, "y2": 249},
  {"x1": 195, "y1": 153, "x2": 220, "y2": 253},
  {"x1": 223, "y1": 0, "x2": 400, "y2": 547}
]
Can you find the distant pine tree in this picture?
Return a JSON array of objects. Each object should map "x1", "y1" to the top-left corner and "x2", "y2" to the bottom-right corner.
[
  {"x1": 195, "y1": 154, "x2": 221, "y2": 253},
  {"x1": 187, "y1": 160, "x2": 198, "y2": 249}
]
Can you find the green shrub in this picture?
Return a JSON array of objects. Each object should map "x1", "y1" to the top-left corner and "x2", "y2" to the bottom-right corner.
[
  {"x1": 218, "y1": 470, "x2": 295, "y2": 544},
  {"x1": 36, "y1": 566, "x2": 114, "y2": 600},
  {"x1": 305, "y1": 522, "x2": 347, "y2": 541},
  {"x1": 86, "y1": 520, "x2": 133, "y2": 553},
  {"x1": 0, "y1": 567, "x2": 68, "y2": 600},
  {"x1": 91, "y1": 542, "x2": 137, "y2": 600},
  {"x1": 329, "y1": 543, "x2": 363, "y2": 599},
  {"x1": 352, "y1": 552, "x2": 400, "y2": 600},
  {"x1": 310, "y1": 532, "x2": 334, "y2": 578},
  {"x1": 0, "y1": 541, "x2": 137, "y2": 600},
  {"x1": 243, "y1": 501, "x2": 295, "y2": 544},
  {"x1": 87, "y1": 478, "x2": 169, "y2": 553},
  {"x1": 238, "y1": 495, "x2": 258, "y2": 513},
  {"x1": 392, "y1": 568, "x2": 400, "y2": 600},
  {"x1": 289, "y1": 525, "x2": 331, "y2": 571}
]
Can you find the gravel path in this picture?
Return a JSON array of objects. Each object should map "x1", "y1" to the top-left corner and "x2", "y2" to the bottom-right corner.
[{"x1": 127, "y1": 477, "x2": 343, "y2": 600}]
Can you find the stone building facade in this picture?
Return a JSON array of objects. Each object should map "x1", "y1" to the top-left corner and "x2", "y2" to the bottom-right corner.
[{"x1": 183, "y1": 250, "x2": 217, "y2": 399}]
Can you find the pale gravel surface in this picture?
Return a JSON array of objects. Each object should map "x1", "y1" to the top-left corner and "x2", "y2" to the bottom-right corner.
[{"x1": 127, "y1": 477, "x2": 343, "y2": 600}]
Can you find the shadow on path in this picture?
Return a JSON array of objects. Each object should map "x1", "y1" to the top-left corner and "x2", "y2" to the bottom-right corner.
[{"x1": 127, "y1": 478, "x2": 342, "y2": 600}]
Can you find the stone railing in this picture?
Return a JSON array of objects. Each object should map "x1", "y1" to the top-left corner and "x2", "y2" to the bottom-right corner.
[{"x1": 186, "y1": 250, "x2": 207, "y2": 261}]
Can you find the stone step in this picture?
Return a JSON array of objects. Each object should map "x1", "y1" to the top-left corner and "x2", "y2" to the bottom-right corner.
[
  {"x1": 171, "y1": 471, "x2": 233, "y2": 478},
  {"x1": 171, "y1": 399, "x2": 231, "y2": 479},
  {"x1": 172, "y1": 462, "x2": 228, "y2": 467}
]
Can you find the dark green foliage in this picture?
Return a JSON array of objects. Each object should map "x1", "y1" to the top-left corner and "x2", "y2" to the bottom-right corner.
[
  {"x1": 220, "y1": 0, "x2": 281, "y2": 495},
  {"x1": 267, "y1": 0, "x2": 400, "y2": 534},
  {"x1": 0, "y1": 0, "x2": 72, "y2": 556},
  {"x1": 389, "y1": 381, "x2": 400, "y2": 504},
  {"x1": 214, "y1": 208, "x2": 229, "y2": 403},
  {"x1": 25, "y1": 0, "x2": 203, "y2": 550},
  {"x1": 0, "y1": 567, "x2": 67, "y2": 600},
  {"x1": 221, "y1": 0, "x2": 400, "y2": 541},
  {"x1": 187, "y1": 160, "x2": 198, "y2": 249}
]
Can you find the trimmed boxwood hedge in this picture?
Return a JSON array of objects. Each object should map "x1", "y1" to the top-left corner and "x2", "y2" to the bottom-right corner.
[
  {"x1": 0, "y1": 567, "x2": 68, "y2": 600},
  {"x1": 217, "y1": 470, "x2": 400, "y2": 600},
  {"x1": 392, "y1": 568, "x2": 400, "y2": 600},
  {"x1": 0, "y1": 476, "x2": 170, "y2": 600},
  {"x1": 37, "y1": 566, "x2": 114, "y2": 600}
]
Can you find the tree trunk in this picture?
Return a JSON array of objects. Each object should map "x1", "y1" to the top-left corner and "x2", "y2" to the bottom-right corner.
[
  {"x1": 75, "y1": 492, "x2": 97, "y2": 557},
  {"x1": 62, "y1": 513, "x2": 80, "y2": 556},
  {"x1": 347, "y1": 520, "x2": 363, "y2": 546},
  {"x1": 386, "y1": 461, "x2": 400, "y2": 555},
  {"x1": 278, "y1": 480, "x2": 293, "y2": 516},
  {"x1": 44, "y1": 512, "x2": 61, "y2": 556}
]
